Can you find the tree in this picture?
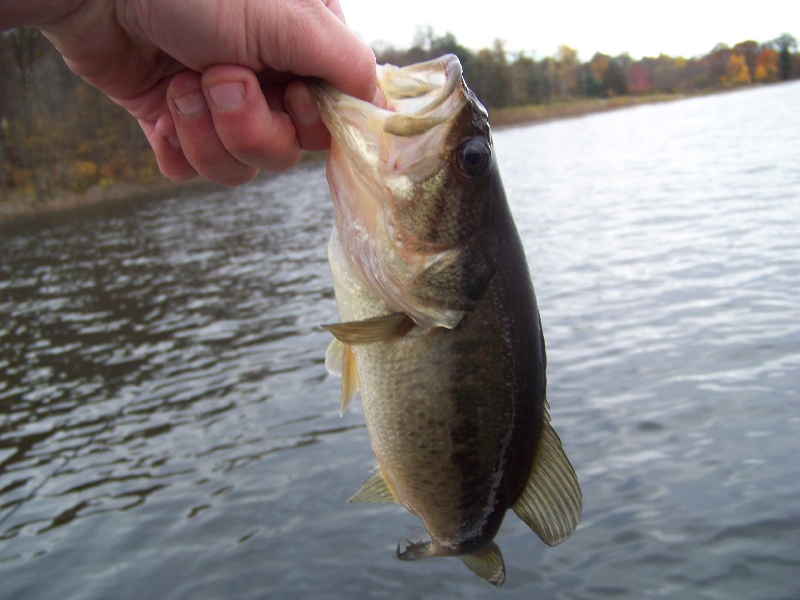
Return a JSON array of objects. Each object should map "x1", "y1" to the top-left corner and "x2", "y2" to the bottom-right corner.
[
  {"x1": 773, "y1": 33, "x2": 798, "y2": 80},
  {"x1": 603, "y1": 58, "x2": 628, "y2": 95},
  {"x1": 733, "y1": 40, "x2": 759, "y2": 81},
  {"x1": 708, "y1": 43, "x2": 732, "y2": 85},
  {"x1": 626, "y1": 63, "x2": 652, "y2": 93},
  {"x1": 554, "y1": 45, "x2": 580, "y2": 98},
  {"x1": 723, "y1": 54, "x2": 751, "y2": 86},
  {"x1": 754, "y1": 46, "x2": 779, "y2": 81},
  {"x1": 588, "y1": 53, "x2": 610, "y2": 83},
  {"x1": 0, "y1": 28, "x2": 56, "y2": 201},
  {"x1": 508, "y1": 54, "x2": 542, "y2": 105},
  {"x1": 470, "y1": 41, "x2": 511, "y2": 109}
]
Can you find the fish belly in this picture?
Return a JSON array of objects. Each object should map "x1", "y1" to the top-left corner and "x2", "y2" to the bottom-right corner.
[{"x1": 328, "y1": 229, "x2": 544, "y2": 554}]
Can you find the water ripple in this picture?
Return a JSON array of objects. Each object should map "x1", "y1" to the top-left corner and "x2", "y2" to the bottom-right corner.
[{"x1": 2, "y1": 85, "x2": 800, "y2": 598}]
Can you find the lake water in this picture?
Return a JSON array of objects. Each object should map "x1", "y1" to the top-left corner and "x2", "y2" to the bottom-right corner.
[{"x1": 1, "y1": 82, "x2": 799, "y2": 600}]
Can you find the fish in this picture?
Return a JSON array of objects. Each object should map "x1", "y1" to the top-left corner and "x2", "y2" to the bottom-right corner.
[{"x1": 310, "y1": 54, "x2": 581, "y2": 587}]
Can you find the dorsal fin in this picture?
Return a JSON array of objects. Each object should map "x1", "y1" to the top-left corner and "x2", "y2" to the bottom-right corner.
[
  {"x1": 324, "y1": 339, "x2": 359, "y2": 415},
  {"x1": 322, "y1": 312, "x2": 412, "y2": 345},
  {"x1": 512, "y1": 406, "x2": 582, "y2": 546},
  {"x1": 349, "y1": 469, "x2": 399, "y2": 504}
]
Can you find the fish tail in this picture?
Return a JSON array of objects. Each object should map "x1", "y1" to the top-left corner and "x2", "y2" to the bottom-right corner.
[{"x1": 397, "y1": 534, "x2": 506, "y2": 587}]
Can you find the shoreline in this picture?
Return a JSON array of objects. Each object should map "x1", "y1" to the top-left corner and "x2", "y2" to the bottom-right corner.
[
  {"x1": 0, "y1": 90, "x2": 720, "y2": 227},
  {"x1": 490, "y1": 92, "x2": 687, "y2": 127},
  {"x1": 0, "y1": 178, "x2": 218, "y2": 230}
]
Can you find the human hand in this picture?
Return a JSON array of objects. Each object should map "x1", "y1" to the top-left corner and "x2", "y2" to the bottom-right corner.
[{"x1": 21, "y1": 0, "x2": 377, "y2": 185}]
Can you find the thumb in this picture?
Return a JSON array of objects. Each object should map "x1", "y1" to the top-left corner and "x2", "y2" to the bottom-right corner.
[{"x1": 262, "y1": 0, "x2": 377, "y2": 102}]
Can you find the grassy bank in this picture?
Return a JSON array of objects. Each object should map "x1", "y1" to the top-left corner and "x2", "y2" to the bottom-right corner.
[
  {"x1": 0, "y1": 92, "x2": 688, "y2": 227},
  {"x1": 490, "y1": 92, "x2": 685, "y2": 127}
]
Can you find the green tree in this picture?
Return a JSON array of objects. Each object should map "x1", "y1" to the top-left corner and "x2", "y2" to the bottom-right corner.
[
  {"x1": 773, "y1": 33, "x2": 798, "y2": 80},
  {"x1": 603, "y1": 58, "x2": 628, "y2": 95}
]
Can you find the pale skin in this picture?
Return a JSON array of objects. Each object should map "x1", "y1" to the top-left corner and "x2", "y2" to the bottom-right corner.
[{"x1": 0, "y1": 0, "x2": 378, "y2": 185}]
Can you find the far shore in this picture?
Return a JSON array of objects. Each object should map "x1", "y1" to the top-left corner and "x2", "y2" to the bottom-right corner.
[
  {"x1": 490, "y1": 92, "x2": 687, "y2": 127},
  {"x1": 0, "y1": 90, "x2": 706, "y2": 227},
  {"x1": 0, "y1": 178, "x2": 218, "y2": 230}
]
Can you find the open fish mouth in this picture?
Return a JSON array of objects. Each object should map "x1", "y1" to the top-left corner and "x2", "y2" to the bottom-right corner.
[
  {"x1": 310, "y1": 54, "x2": 475, "y2": 183},
  {"x1": 312, "y1": 53, "x2": 466, "y2": 129}
]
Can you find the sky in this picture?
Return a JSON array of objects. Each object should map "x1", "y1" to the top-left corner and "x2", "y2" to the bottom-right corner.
[{"x1": 342, "y1": 0, "x2": 800, "y2": 60}]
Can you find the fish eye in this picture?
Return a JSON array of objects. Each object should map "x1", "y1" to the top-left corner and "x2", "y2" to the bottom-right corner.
[{"x1": 456, "y1": 138, "x2": 491, "y2": 179}]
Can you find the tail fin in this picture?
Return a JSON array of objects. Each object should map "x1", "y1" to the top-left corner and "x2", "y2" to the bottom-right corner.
[{"x1": 397, "y1": 533, "x2": 506, "y2": 587}]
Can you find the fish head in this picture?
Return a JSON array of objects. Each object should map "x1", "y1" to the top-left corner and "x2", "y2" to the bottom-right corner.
[{"x1": 311, "y1": 54, "x2": 498, "y2": 329}]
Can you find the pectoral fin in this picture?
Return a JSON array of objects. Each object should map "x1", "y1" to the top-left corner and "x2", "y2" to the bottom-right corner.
[
  {"x1": 324, "y1": 339, "x2": 359, "y2": 415},
  {"x1": 349, "y1": 469, "x2": 399, "y2": 504},
  {"x1": 512, "y1": 406, "x2": 582, "y2": 546},
  {"x1": 460, "y1": 543, "x2": 506, "y2": 588},
  {"x1": 323, "y1": 313, "x2": 413, "y2": 345}
]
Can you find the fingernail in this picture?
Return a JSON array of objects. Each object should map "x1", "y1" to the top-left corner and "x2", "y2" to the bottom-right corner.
[
  {"x1": 173, "y1": 90, "x2": 206, "y2": 116},
  {"x1": 167, "y1": 135, "x2": 181, "y2": 149},
  {"x1": 208, "y1": 81, "x2": 246, "y2": 110}
]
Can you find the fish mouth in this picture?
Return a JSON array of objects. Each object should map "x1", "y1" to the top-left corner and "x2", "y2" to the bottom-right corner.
[
  {"x1": 377, "y1": 54, "x2": 466, "y2": 136},
  {"x1": 309, "y1": 54, "x2": 470, "y2": 180}
]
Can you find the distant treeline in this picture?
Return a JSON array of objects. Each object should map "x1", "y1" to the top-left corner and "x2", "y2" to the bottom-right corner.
[
  {"x1": 1, "y1": 28, "x2": 798, "y2": 203},
  {"x1": 376, "y1": 30, "x2": 799, "y2": 109}
]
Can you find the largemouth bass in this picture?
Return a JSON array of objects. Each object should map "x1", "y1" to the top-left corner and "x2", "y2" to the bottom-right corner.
[{"x1": 311, "y1": 54, "x2": 581, "y2": 587}]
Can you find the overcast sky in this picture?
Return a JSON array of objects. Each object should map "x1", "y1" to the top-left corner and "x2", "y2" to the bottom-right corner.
[{"x1": 342, "y1": 0, "x2": 800, "y2": 60}]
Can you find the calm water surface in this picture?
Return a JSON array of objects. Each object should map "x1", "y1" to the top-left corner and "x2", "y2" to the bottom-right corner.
[{"x1": 1, "y1": 82, "x2": 799, "y2": 599}]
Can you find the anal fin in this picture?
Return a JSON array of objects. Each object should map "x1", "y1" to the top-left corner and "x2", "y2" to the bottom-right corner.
[
  {"x1": 512, "y1": 408, "x2": 582, "y2": 546},
  {"x1": 349, "y1": 469, "x2": 399, "y2": 504},
  {"x1": 461, "y1": 543, "x2": 506, "y2": 588}
]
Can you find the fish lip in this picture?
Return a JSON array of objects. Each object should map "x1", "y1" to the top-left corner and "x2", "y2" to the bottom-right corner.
[
  {"x1": 381, "y1": 54, "x2": 464, "y2": 134},
  {"x1": 309, "y1": 54, "x2": 466, "y2": 138}
]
